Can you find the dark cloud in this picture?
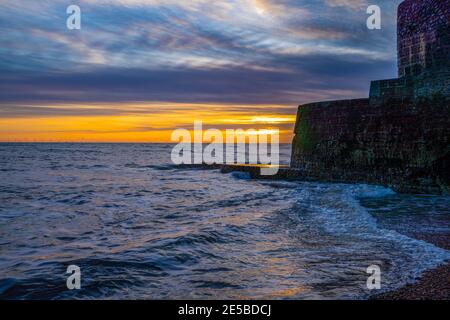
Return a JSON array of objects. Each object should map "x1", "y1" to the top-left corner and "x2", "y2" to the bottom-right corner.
[
  {"x1": 0, "y1": 0, "x2": 402, "y2": 116},
  {"x1": 0, "y1": 56, "x2": 393, "y2": 109}
]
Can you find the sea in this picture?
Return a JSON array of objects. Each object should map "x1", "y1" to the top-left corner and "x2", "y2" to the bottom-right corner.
[{"x1": 0, "y1": 143, "x2": 449, "y2": 299}]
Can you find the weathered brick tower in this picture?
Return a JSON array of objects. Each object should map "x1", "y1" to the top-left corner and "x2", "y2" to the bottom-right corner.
[
  {"x1": 292, "y1": 0, "x2": 450, "y2": 194},
  {"x1": 370, "y1": 0, "x2": 450, "y2": 102}
]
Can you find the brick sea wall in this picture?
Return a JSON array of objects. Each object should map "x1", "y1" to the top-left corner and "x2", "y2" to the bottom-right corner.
[
  {"x1": 291, "y1": 98, "x2": 450, "y2": 194},
  {"x1": 291, "y1": 0, "x2": 450, "y2": 193}
]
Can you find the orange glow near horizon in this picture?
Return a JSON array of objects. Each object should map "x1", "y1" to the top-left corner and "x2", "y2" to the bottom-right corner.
[{"x1": 0, "y1": 102, "x2": 296, "y2": 143}]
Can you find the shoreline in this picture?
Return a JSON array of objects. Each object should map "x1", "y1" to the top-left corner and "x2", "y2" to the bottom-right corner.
[
  {"x1": 185, "y1": 163, "x2": 450, "y2": 299},
  {"x1": 179, "y1": 163, "x2": 449, "y2": 195},
  {"x1": 371, "y1": 233, "x2": 450, "y2": 300}
]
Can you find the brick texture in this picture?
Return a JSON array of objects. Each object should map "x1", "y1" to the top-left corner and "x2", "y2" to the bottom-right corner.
[{"x1": 369, "y1": 0, "x2": 450, "y2": 102}]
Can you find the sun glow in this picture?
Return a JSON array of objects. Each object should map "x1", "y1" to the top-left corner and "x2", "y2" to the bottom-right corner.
[
  {"x1": 0, "y1": 102, "x2": 296, "y2": 143},
  {"x1": 250, "y1": 116, "x2": 296, "y2": 124}
]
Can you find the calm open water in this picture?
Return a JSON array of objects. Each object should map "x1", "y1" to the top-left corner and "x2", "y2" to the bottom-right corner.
[{"x1": 0, "y1": 143, "x2": 449, "y2": 299}]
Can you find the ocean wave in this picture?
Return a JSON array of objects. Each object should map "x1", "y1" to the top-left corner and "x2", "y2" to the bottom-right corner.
[
  {"x1": 284, "y1": 183, "x2": 450, "y2": 296},
  {"x1": 0, "y1": 144, "x2": 448, "y2": 300},
  {"x1": 230, "y1": 171, "x2": 251, "y2": 180}
]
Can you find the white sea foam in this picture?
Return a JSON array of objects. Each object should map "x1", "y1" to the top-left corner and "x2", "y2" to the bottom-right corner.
[{"x1": 286, "y1": 182, "x2": 450, "y2": 297}]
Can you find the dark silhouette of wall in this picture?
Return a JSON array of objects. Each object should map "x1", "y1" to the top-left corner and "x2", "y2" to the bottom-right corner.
[{"x1": 291, "y1": 0, "x2": 450, "y2": 194}]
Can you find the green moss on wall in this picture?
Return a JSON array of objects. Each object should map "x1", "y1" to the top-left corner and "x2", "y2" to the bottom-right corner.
[
  {"x1": 293, "y1": 106, "x2": 317, "y2": 153},
  {"x1": 290, "y1": 98, "x2": 450, "y2": 194}
]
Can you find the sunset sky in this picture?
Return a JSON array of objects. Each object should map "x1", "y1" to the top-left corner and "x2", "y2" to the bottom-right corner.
[{"x1": 0, "y1": 0, "x2": 401, "y2": 142}]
